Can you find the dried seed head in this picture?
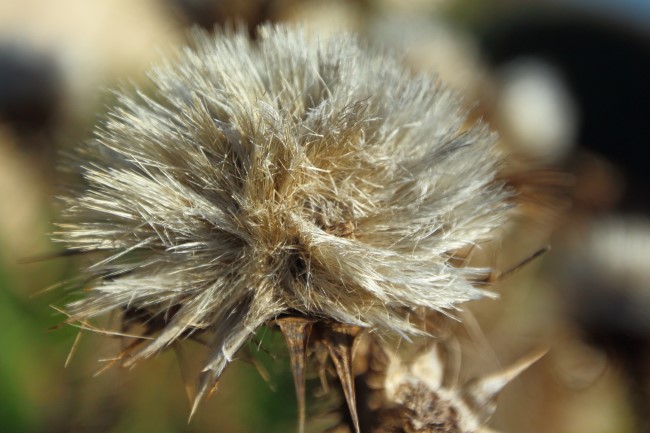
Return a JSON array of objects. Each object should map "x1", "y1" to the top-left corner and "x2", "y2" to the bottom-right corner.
[
  {"x1": 348, "y1": 341, "x2": 544, "y2": 433},
  {"x1": 53, "y1": 24, "x2": 511, "y2": 420}
]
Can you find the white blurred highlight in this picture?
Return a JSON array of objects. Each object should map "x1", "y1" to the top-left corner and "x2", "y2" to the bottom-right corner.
[{"x1": 496, "y1": 58, "x2": 579, "y2": 163}]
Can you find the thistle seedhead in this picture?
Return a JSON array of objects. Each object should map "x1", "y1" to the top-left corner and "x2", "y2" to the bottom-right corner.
[
  {"x1": 340, "y1": 340, "x2": 544, "y2": 433},
  {"x1": 54, "y1": 24, "x2": 511, "y2": 427}
]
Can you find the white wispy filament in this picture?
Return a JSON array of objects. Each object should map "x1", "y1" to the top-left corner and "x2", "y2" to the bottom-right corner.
[{"x1": 55, "y1": 25, "x2": 511, "y2": 405}]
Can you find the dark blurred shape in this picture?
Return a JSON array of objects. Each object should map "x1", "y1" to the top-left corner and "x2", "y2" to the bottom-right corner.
[
  {"x1": 479, "y1": 8, "x2": 650, "y2": 211},
  {"x1": 572, "y1": 284, "x2": 650, "y2": 433},
  {"x1": 165, "y1": 0, "x2": 276, "y2": 34},
  {"x1": 565, "y1": 218, "x2": 650, "y2": 433},
  {"x1": 0, "y1": 43, "x2": 62, "y2": 139},
  {"x1": 481, "y1": 8, "x2": 650, "y2": 431}
]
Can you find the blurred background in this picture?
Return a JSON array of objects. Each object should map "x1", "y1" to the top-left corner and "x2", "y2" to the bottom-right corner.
[{"x1": 0, "y1": 0, "x2": 649, "y2": 432}]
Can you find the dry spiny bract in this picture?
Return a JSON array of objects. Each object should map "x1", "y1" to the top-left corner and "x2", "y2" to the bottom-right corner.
[
  {"x1": 54, "y1": 25, "x2": 512, "y2": 430},
  {"x1": 345, "y1": 342, "x2": 544, "y2": 433}
]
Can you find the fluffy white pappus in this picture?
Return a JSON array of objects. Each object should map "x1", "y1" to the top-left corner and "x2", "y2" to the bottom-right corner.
[{"x1": 54, "y1": 25, "x2": 511, "y2": 399}]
